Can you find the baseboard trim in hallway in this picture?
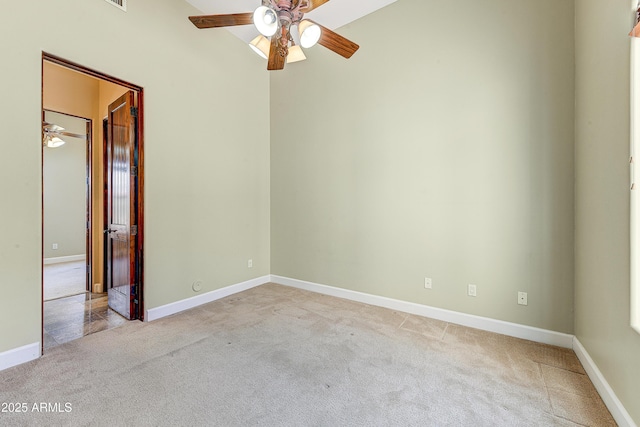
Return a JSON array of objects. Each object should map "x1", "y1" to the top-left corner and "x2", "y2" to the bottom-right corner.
[{"x1": 43, "y1": 254, "x2": 86, "y2": 265}]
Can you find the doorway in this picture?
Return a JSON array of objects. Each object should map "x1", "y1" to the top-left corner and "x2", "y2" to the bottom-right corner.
[
  {"x1": 42, "y1": 53, "x2": 144, "y2": 350},
  {"x1": 42, "y1": 110, "x2": 90, "y2": 301}
]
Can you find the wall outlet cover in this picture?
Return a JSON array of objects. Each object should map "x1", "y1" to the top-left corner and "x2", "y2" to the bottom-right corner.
[
  {"x1": 518, "y1": 291, "x2": 528, "y2": 306},
  {"x1": 468, "y1": 284, "x2": 477, "y2": 297}
]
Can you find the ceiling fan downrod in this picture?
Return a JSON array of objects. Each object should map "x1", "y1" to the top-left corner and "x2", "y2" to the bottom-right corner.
[{"x1": 277, "y1": 27, "x2": 290, "y2": 58}]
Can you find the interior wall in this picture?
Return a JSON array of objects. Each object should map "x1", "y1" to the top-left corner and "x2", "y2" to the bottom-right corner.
[
  {"x1": 0, "y1": 0, "x2": 270, "y2": 354},
  {"x1": 574, "y1": 0, "x2": 640, "y2": 423},
  {"x1": 43, "y1": 111, "x2": 88, "y2": 259},
  {"x1": 271, "y1": 0, "x2": 576, "y2": 333},
  {"x1": 43, "y1": 62, "x2": 100, "y2": 118}
]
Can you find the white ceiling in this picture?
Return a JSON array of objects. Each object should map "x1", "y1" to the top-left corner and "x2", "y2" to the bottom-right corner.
[{"x1": 185, "y1": 0, "x2": 397, "y2": 43}]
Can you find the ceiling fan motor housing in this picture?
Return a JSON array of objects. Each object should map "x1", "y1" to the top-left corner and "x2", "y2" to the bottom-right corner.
[{"x1": 270, "y1": 0, "x2": 305, "y2": 27}]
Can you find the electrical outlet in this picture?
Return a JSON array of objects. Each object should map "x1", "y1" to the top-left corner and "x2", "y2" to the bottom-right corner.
[
  {"x1": 518, "y1": 291, "x2": 528, "y2": 306},
  {"x1": 468, "y1": 284, "x2": 477, "y2": 297},
  {"x1": 424, "y1": 277, "x2": 432, "y2": 289},
  {"x1": 248, "y1": 259, "x2": 253, "y2": 268},
  {"x1": 52, "y1": 243, "x2": 58, "y2": 250}
]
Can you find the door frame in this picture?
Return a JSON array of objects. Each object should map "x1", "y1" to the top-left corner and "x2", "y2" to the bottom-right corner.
[{"x1": 41, "y1": 52, "x2": 145, "y2": 347}]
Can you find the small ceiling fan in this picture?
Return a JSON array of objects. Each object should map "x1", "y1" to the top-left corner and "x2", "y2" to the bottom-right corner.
[
  {"x1": 42, "y1": 123, "x2": 84, "y2": 148},
  {"x1": 189, "y1": 0, "x2": 359, "y2": 70}
]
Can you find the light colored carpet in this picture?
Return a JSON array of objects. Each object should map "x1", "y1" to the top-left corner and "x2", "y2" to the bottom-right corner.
[
  {"x1": 43, "y1": 261, "x2": 86, "y2": 301},
  {"x1": 0, "y1": 283, "x2": 616, "y2": 426}
]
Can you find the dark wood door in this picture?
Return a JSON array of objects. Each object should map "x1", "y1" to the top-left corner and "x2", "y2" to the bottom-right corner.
[{"x1": 105, "y1": 91, "x2": 139, "y2": 320}]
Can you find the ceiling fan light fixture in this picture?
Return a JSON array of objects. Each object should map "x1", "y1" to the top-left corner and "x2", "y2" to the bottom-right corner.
[
  {"x1": 249, "y1": 35, "x2": 271, "y2": 59},
  {"x1": 253, "y1": 6, "x2": 278, "y2": 37},
  {"x1": 43, "y1": 135, "x2": 66, "y2": 148},
  {"x1": 298, "y1": 20, "x2": 321, "y2": 48},
  {"x1": 286, "y1": 45, "x2": 307, "y2": 63}
]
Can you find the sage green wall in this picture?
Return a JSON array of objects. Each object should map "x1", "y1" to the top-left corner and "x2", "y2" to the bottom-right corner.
[
  {"x1": 271, "y1": 0, "x2": 575, "y2": 333},
  {"x1": 0, "y1": 0, "x2": 270, "y2": 353},
  {"x1": 575, "y1": 0, "x2": 640, "y2": 423},
  {"x1": 43, "y1": 112, "x2": 88, "y2": 260}
]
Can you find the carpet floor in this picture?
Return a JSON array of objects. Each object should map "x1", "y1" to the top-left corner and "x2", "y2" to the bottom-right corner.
[{"x1": 0, "y1": 283, "x2": 616, "y2": 426}]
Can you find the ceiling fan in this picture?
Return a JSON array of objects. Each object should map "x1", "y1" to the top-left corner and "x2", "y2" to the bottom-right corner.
[
  {"x1": 189, "y1": 0, "x2": 359, "y2": 70},
  {"x1": 42, "y1": 123, "x2": 84, "y2": 148}
]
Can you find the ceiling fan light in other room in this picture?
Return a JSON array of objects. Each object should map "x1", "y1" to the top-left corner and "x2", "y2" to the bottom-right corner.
[
  {"x1": 253, "y1": 6, "x2": 278, "y2": 37},
  {"x1": 249, "y1": 35, "x2": 271, "y2": 59},
  {"x1": 287, "y1": 45, "x2": 307, "y2": 63},
  {"x1": 298, "y1": 20, "x2": 321, "y2": 48},
  {"x1": 43, "y1": 135, "x2": 66, "y2": 148}
]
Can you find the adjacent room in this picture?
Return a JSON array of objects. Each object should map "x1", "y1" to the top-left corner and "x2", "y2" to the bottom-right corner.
[{"x1": 0, "y1": 0, "x2": 638, "y2": 425}]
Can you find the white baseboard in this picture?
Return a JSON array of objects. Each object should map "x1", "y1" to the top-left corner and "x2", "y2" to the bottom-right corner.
[
  {"x1": 270, "y1": 275, "x2": 574, "y2": 348},
  {"x1": 271, "y1": 275, "x2": 640, "y2": 425},
  {"x1": 0, "y1": 342, "x2": 40, "y2": 372},
  {"x1": 0, "y1": 277, "x2": 635, "y2": 426},
  {"x1": 573, "y1": 338, "x2": 638, "y2": 427},
  {"x1": 43, "y1": 254, "x2": 86, "y2": 265},
  {"x1": 145, "y1": 275, "x2": 271, "y2": 322}
]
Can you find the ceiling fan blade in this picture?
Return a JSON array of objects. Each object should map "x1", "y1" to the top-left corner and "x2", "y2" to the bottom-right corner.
[
  {"x1": 314, "y1": 22, "x2": 359, "y2": 59},
  {"x1": 301, "y1": 0, "x2": 330, "y2": 13},
  {"x1": 267, "y1": 35, "x2": 286, "y2": 71},
  {"x1": 43, "y1": 122, "x2": 85, "y2": 139},
  {"x1": 189, "y1": 13, "x2": 253, "y2": 29},
  {"x1": 57, "y1": 131, "x2": 86, "y2": 139},
  {"x1": 43, "y1": 123, "x2": 65, "y2": 133}
]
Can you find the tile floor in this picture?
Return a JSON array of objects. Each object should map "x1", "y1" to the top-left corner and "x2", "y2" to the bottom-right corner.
[{"x1": 43, "y1": 293, "x2": 128, "y2": 349}]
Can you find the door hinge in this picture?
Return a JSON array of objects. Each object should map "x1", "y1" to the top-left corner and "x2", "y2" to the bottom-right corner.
[
  {"x1": 130, "y1": 106, "x2": 138, "y2": 117},
  {"x1": 131, "y1": 166, "x2": 138, "y2": 176},
  {"x1": 131, "y1": 225, "x2": 138, "y2": 236}
]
